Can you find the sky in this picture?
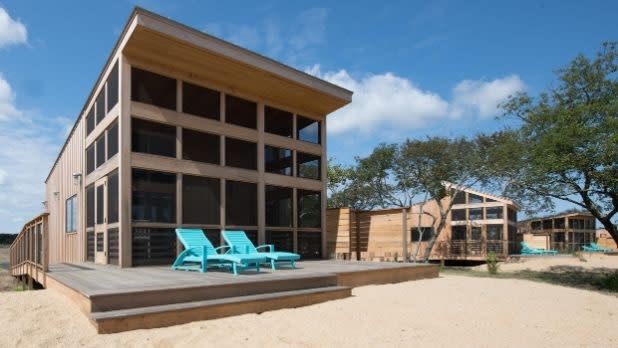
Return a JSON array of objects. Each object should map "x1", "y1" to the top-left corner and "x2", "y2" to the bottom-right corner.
[{"x1": 0, "y1": 0, "x2": 616, "y2": 233}]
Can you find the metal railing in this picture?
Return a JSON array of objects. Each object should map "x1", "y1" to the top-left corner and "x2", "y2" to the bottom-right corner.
[{"x1": 9, "y1": 213, "x2": 49, "y2": 288}]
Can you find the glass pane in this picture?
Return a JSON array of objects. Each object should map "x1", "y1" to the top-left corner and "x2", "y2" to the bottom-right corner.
[
  {"x1": 225, "y1": 94, "x2": 256, "y2": 129},
  {"x1": 182, "y1": 175, "x2": 220, "y2": 225},
  {"x1": 487, "y1": 225, "x2": 503, "y2": 240},
  {"x1": 96, "y1": 135, "x2": 106, "y2": 167},
  {"x1": 225, "y1": 137, "x2": 257, "y2": 170},
  {"x1": 225, "y1": 180, "x2": 257, "y2": 226},
  {"x1": 298, "y1": 190, "x2": 321, "y2": 228},
  {"x1": 86, "y1": 185, "x2": 94, "y2": 228},
  {"x1": 65, "y1": 197, "x2": 72, "y2": 232},
  {"x1": 451, "y1": 226, "x2": 467, "y2": 240},
  {"x1": 96, "y1": 185, "x2": 104, "y2": 225},
  {"x1": 264, "y1": 145, "x2": 292, "y2": 176},
  {"x1": 182, "y1": 128, "x2": 220, "y2": 164},
  {"x1": 469, "y1": 194, "x2": 483, "y2": 204},
  {"x1": 132, "y1": 118, "x2": 176, "y2": 157},
  {"x1": 72, "y1": 196, "x2": 78, "y2": 233},
  {"x1": 86, "y1": 108, "x2": 95, "y2": 135},
  {"x1": 107, "y1": 61, "x2": 119, "y2": 111},
  {"x1": 298, "y1": 231, "x2": 321, "y2": 259},
  {"x1": 131, "y1": 67, "x2": 177, "y2": 110},
  {"x1": 471, "y1": 227, "x2": 482, "y2": 240},
  {"x1": 132, "y1": 169, "x2": 177, "y2": 223},
  {"x1": 451, "y1": 209, "x2": 466, "y2": 221},
  {"x1": 264, "y1": 105, "x2": 293, "y2": 137},
  {"x1": 411, "y1": 227, "x2": 432, "y2": 241},
  {"x1": 182, "y1": 82, "x2": 220, "y2": 120},
  {"x1": 469, "y1": 208, "x2": 483, "y2": 220},
  {"x1": 486, "y1": 207, "x2": 504, "y2": 219},
  {"x1": 452, "y1": 191, "x2": 466, "y2": 204},
  {"x1": 297, "y1": 152, "x2": 321, "y2": 180},
  {"x1": 86, "y1": 145, "x2": 95, "y2": 174},
  {"x1": 297, "y1": 116, "x2": 320, "y2": 144},
  {"x1": 95, "y1": 91, "x2": 105, "y2": 124},
  {"x1": 132, "y1": 227, "x2": 177, "y2": 266},
  {"x1": 107, "y1": 121, "x2": 118, "y2": 159},
  {"x1": 265, "y1": 185, "x2": 292, "y2": 227},
  {"x1": 108, "y1": 171, "x2": 119, "y2": 224},
  {"x1": 266, "y1": 230, "x2": 293, "y2": 252}
]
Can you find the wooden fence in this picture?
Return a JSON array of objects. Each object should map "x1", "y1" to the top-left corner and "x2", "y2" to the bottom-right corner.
[{"x1": 9, "y1": 213, "x2": 49, "y2": 288}]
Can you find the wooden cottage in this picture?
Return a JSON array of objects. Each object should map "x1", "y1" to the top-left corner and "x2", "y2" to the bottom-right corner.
[{"x1": 518, "y1": 212, "x2": 597, "y2": 253}]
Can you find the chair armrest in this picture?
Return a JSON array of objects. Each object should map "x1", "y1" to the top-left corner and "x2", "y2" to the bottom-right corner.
[
  {"x1": 256, "y1": 244, "x2": 274, "y2": 253},
  {"x1": 215, "y1": 245, "x2": 231, "y2": 254}
]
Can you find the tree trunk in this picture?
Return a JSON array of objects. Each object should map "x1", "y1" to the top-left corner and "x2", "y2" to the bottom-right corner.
[
  {"x1": 422, "y1": 216, "x2": 447, "y2": 262},
  {"x1": 598, "y1": 217, "x2": 618, "y2": 246}
]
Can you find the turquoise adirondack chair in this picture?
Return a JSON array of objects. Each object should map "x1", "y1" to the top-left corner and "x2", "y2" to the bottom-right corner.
[
  {"x1": 582, "y1": 242, "x2": 611, "y2": 252},
  {"x1": 520, "y1": 242, "x2": 558, "y2": 255},
  {"x1": 172, "y1": 228, "x2": 267, "y2": 275},
  {"x1": 222, "y1": 230, "x2": 301, "y2": 270}
]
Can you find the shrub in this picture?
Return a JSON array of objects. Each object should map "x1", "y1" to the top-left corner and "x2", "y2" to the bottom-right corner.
[
  {"x1": 599, "y1": 271, "x2": 618, "y2": 292},
  {"x1": 486, "y1": 251, "x2": 499, "y2": 274}
]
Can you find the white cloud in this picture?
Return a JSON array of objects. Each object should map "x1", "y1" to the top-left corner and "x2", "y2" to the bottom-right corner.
[
  {"x1": 0, "y1": 7, "x2": 27, "y2": 48},
  {"x1": 450, "y1": 75, "x2": 525, "y2": 118},
  {"x1": 307, "y1": 66, "x2": 525, "y2": 134},
  {"x1": 0, "y1": 74, "x2": 23, "y2": 121}
]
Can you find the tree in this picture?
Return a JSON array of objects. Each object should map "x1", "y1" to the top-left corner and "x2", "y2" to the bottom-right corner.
[{"x1": 493, "y1": 41, "x2": 618, "y2": 244}]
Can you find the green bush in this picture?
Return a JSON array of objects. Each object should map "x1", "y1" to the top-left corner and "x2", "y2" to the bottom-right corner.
[
  {"x1": 486, "y1": 251, "x2": 499, "y2": 274},
  {"x1": 599, "y1": 271, "x2": 618, "y2": 292}
]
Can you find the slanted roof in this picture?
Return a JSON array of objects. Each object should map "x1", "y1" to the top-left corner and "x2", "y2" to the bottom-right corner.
[{"x1": 442, "y1": 181, "x2": 520, "y2": 209}]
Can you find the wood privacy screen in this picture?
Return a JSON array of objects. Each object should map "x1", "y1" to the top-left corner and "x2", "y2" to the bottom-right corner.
[{"x1": 9, "y1": 212, "x2": 49, "y2": 287}]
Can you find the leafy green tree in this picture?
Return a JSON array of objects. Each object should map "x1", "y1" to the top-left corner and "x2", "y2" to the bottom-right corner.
[{"x1": 494, "y1": 42, "x2": 618, "y2": 244}]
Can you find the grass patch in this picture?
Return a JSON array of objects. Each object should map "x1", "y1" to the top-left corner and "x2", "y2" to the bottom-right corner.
[{"x1": 443, "y1": 265, "x2": 618, "y2": 296}]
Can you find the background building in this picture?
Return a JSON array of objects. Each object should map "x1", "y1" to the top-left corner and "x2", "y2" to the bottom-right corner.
[{"x1": 518, "y1": 211, "x2": 597, "y2": 252}]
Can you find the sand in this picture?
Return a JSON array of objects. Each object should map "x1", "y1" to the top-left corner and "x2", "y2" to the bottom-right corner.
[
  {"x1": 472, "y1": 253, "x2": 618, "y2": 273},
  {"x1": 1, "y1": 256, "x2": 617, "y2": 348}
]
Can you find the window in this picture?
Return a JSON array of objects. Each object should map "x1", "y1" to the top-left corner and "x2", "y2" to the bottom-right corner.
[
  {"x1": 203, "y1": 229, "x2": 221, "y2": 247},
  {"x1": 96, "y1": 185, "x2": 104, "y2": 225},
  {"x1": 96, "y1": 134, "x2": 106, "y2": 167},
  {"x1": 264, "y1": 105, "x2": 293, "y2": 137},
  {"x1": 554, "y1": 217, "x2": 565, "y2": 229},
  {"x1": 508, "y1": 208, "x2": 517, "y2": 222},
  {"x1": 86, "y1": 108, "x2": 95, "y2": 136},
  {"x1": 468, "y1": 194, "x2": 483, "y2": 204},
  {"x1": 297, "y1": 116, "x2": 320, "y2": 144},
  {"x1": 531, "y1": 221, "x2": 541, "y2": 230},
  {"x1": 266, "y1": 231, "x2": 294, "y2": 252},
  {"x1": 107, "y1": 62, "x2": 119, "y2": 111},
  {"x1": 226, "y1": 180, "x2": 257, "y2": 226},
  {"x1": 553, "y1": 232, "x2": 565, "y2": 243},
  {"x1": 452, "y1": 191, "x2": 466, "y2": 204},
  {"x1": 182, "y1": 82, "x2": 220, "y2": 120},
  {"x1": 265, "y1": 185, "x2": 292, "y2": 227},
  {"x1": 298, "y1": 190, "x2": 321, "y2": 228},
  {"x1": 469, "y1": 208, "x2": 483, "y2": 220},
  {"x1": 86, "y1": 185, "x2": 95, "y2": 228},
  {"x1": 107, "y1": 121, "x2": 118, "y2": 159},
  {"x1": 298, "y1": 231, "x2": 321, "y2": 259},
  {"x1": 131, "y1": 67, "x2": 177, "y2": 110},
  {"x1": 182, "y1": 175, "x2": 220, "y2": 225},
  {"x1": 86, "y1": 145, "x2": 95, "y2": 174},
  {"x1": 132, "y1": 118, "x2": 176, "y2": 157},
  {"x1": 485, "y1": 207, "x2": 503, "y2": 219},
  {"x1": 225, "y1": 137, "x2": 257, "y2": 170},
  {"x1": 225, "y1": 94, "x2": 256, "y2": 129},
  {"x1": 65, "y1": 195, "x2": 78, "y2": 233},
  {"x1": 411, "y1": 227, "x2": 432, "y2": 242},
  {"x1": 132, "y1": 228, "x2": 177, "y2": 266},
  {"x1": 487, "y1": 225, "x2": 503, "y2": 240},
  {"x1": 451, "y1": 209, "x2": 466, "y2": 221},
  {"x1": 265, "y1": 145, "x2": 292, "y2": 176},
  {"x1": 108, "y1": 170, "x2": 119, "y2": 224},
  {"x1": 451, "y1": 226, "x2": 467, "y2": 240},
  {"x1": 543, "y1": 219, "x2": 553, "y2": 229},
  {"x1": 182, "y1": 128, "x2": 219, "y2": 164},
  {"x1": 132, "y1": 169, "x2": 177, "y2": 223},
  {"x1": 95, "y1": 91, "x2": 106, "y2": 124},
  {"x1": 297, "y1": 152, "x2": 321, "y2": 180},
  {"x1": 471, "y1": 227, "x2": 482, "y2": 240}
]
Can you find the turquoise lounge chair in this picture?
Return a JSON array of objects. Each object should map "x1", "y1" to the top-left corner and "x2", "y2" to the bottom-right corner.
[
  {"x1": 520, "y1": 242, "x2": 558, "y2": 255},
  {"x1": 172, "y1": 228, "x2": 267, "y2": 275},
  {"x1": 222, "y1": 230, "x2": 301, "y2": 270},
  {"x1": 582, "y1": 242, "x2": 611, "y2": 252}
]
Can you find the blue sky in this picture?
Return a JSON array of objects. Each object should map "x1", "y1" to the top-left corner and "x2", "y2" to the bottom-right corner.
[{"x1": 0, "y1": 1, "x2": 616, "y2": 232}]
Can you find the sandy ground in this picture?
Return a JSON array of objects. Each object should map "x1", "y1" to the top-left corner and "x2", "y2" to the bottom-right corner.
[
  {"x1": 0, "y1": 271, "x2": 617, "y2": 347},
  {"x1": 472, "y1": 253, "x2": 618, "y2": 273},
  {"x1": 0, "y1": 247, "x2": 17, "y2": 291}
]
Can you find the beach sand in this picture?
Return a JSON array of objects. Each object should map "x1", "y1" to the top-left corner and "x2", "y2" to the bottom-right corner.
[{"x1": 0, "y1": 254, "x2": 617, "y2": 347}]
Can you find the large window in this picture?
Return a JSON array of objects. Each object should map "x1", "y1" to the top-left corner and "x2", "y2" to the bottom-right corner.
[
  {"x1": 132, "y1": 118, "x2": 176, "y2": 157},
  {"x1": 182, "y1": 128, "x2": 219, "y2": 164},
  {"x1": 226, "y1": 180, "x2": 257, "y2": 226},
  {"x1": 485, "y1": 207, "x2": 503, "y2": 219},
  {"x1": 182, "y1": 175, "x2": 220, "y2": 225},
  {"x1": 451, "y1": 226, "x2": 467, "y2": 240},
  {"x1": 86, "y1": 185, "x2": 95, "y2": 228},
  {"x1": 298, "y1": 190, "x2": 321, "y2": 228},
  {"x1": 411, "y1": 227, "x2": 433, "y2": 242},
  {"x1": 108, "y1": 170, "x2": 119, "y2": 224},
  {"x1": 297, "y1": 116, "x2": 320, "y2": 144},
  {"x1": 225, "y1": 94, "x2": 256, "y2": 129},
  {"x1": 297, "y1": 152, "x2": 321, "y2": 180},
  {"x1": 65, "y1": 195, "x2": 78, "y2": 233},
  {"x1": 265, "y1": 185, "x2": 292, "y2": 227},
  {"x1": 471, "y1": 227, "x2": 482, "y2": 240},
  {"x1": 131, "y1": 67, "x2": 177, "y2": 110},
  {"x1": 451, "y1": 209, "x2": 466, "y2": 221},
  {"x1": 86, "y1": 145, "x2": 95, "y2": 174},
  {"x1": 86, "y1": 108, "x2": 95, "y2": 136},
  {"x1": 107, "y1": 121, "x2": 118, "y2": 159},
  {"x1": 265, "y1": 145, "x2": 292, "y2": 176},
  {"x1": 298, "y1": 231, "x2": 321, "y2": 259},
  {"x1": 266, "y1": 231, "x2": 294, "y2": 252},
  {"x1": 469, "y1": 208, "x2": 483, "y2": 220},
  {"x1": 264, "y1": 106, "x2": 293, "y2": 137},
  {"x1": 487, "y1": 225, "x2": 503, "y2": 240},
  {"x1": 95, "y1": 91, "x2": 106, "y2": 124},
  {"x1": 182, "y1": 82, "x2": 220, "y2": 120},
  {"x1": 468, "y1": 194, "x2": 483, "y2": 204},
  {"x1": 96, "y1": 134, "x2": 106, "y2": 168},
  {"x1": 452, "y1": 191, "x2": 466, "y2": 204},
  {"x1": 107, "y1": 62, "x2": 119, "y2": 111},
  {"x1": 225, "y1": 137, "x2": 257, "y2": 170},
  {"x1": 96, "y1": 185, "x2": 104, "y2": 225},
  {"x1": 132, "y1": 169, "x2": 177, "y2": 223}
]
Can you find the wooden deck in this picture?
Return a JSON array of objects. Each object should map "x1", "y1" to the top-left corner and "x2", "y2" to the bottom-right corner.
[{"x1": 46, "y1": 261, "x2": 439, "y2": 333}]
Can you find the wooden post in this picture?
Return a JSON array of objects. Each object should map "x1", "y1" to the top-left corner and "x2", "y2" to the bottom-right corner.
[
  {"x1": 402, "y1": 208, "x2": 408, "y2": 262},
  {"x1": 355, "y1": 211, "x2": 361, "y2": 261}
]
